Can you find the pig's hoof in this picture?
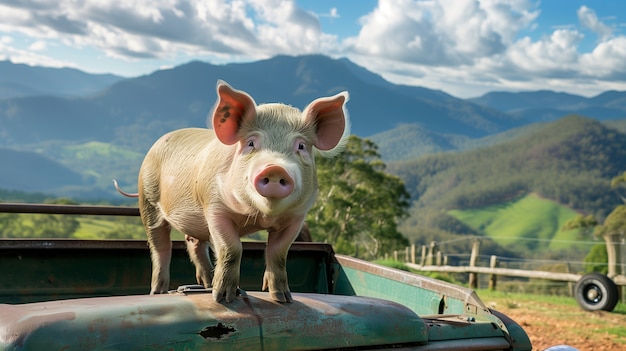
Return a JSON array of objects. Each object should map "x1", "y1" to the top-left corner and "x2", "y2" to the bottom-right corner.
[
  {"x1": 212, "y1": 287, "x2": 237, "y2": 303},
  {"x1": 150, "y1": 284, "x2": 170, "y2": 294},
  {"x1": 270, "y1": 290, "x2": 293, "y2": 303}
]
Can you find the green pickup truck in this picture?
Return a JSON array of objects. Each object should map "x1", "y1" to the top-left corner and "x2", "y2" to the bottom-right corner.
[{"x1": 0, "y1": 204, "x2": 534, "y2": 350}]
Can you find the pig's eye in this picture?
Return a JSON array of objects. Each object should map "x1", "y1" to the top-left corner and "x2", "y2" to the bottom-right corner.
[{"x1": 243, "y1": 137, "x2": 258, "y2": 153}]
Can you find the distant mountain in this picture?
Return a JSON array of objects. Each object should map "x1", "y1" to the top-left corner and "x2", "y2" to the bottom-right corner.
[
  {"x1": 0, "y1": 61, "x2": 123, "y2": 99},
  {"x1": 388, "y1": 115, "x2": 626, "y2": 218},
  {"x1": 370, "y1": 122, "x2": 546, "y2": 161},
  {"x1": 469, "y1": 90, "x2": 626, "y2": 122},
  {"x1": 0, "y1": 148, "x2": 88, "y2": 193},
  {"x1": 0, "y1": 55, "x2": 518, "y2": 149}
]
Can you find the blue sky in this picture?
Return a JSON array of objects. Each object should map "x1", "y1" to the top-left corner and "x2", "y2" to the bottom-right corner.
[{"x1": 1, "y1": 0, "x2": 625, "y2": 98}]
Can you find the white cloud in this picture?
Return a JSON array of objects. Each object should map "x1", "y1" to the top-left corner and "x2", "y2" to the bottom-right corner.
[
  {"x1": 577, "y1": 5, "x2": 612, "y2": 41},
  {"x1": 1, "y1": 35, "x2": 13, "y2": 44},
  {"x1": 347, "y1": 0, "x2": 539, "y2": 65},
  {"x1": 0, "y1": 0, "x2": 333, "y2": 61},
  {"x1": 0, "y1": 36, "x2": 75, "y2": 68},
  {"x1": 0, "y1": 0, "x2": 625, "y2": 98},
  {"x1": 344, "y1": 1, "x2": 626, "y2": 97},
  {"x1": 505, "y1": 29, "x2": 583, "y2": 76},
  {"x1": 319, "y1": 7, "x2": 339, "y2": 19},
  {"x1": 28, "y1": 40, "x2": 47, "y2": 51},
  {"x1": 580, "y1": 37, "x2": 626, "y2": 79}
]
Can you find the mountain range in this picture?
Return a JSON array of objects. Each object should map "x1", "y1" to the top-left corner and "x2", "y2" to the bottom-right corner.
[
  {"x1": 0, "y1": 61, "x2": 122, "y2": 99},
  {"x1": 1, "y1": 55, "x2": 626, "y2": 203}
]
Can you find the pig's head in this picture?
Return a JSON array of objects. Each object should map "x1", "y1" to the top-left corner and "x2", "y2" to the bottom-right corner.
[{"x1": 211, "y1": 80, "x2": 349, "y2": 217}]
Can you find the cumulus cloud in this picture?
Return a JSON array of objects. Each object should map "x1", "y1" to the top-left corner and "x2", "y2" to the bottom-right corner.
[
  {"x1": 0, "y1": 0, "x2": 332, "y2": 61},
  {"x1": 347, "y1": 0, "x2": 539, "y2": 65},
  {"x1": 577, "y1": 5, "x2": 612, "y2": 41},
  {"x1": 0, "y1": 0, "x2": 625, "y2": 97},
  {"x1": 344, "y1": 1, "x2": 626, "y2": 97},
  {"x1": 580, "y1": 37, "x2": 626, "y2": 79}
]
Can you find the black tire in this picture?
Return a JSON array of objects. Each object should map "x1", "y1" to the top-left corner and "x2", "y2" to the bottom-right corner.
[{"x1": 574, "y1": 273, "x2": 619, "y2": 312}]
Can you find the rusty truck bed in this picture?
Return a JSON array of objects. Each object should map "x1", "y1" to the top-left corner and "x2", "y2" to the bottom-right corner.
[{"x1": 0, "y1": 203, "x2": 531, "y2": 350}]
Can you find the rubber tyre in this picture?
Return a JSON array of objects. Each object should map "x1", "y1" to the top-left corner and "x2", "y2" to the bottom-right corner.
[{"x1": 574, "y1": 273, "x2": 619, "y2": 312}]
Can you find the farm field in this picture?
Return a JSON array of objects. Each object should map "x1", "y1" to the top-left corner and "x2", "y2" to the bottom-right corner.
[{"x1": 477, "y1": 289, "x2": 626, "y2": 350}]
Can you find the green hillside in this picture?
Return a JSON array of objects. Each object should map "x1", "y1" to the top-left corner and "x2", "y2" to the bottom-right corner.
[
  {"x1": 449, "y1": 193, "x2": 582, "y2": 253},
  {"x1": 31, "y1": 141, "x2": 144, "y2": 195},
  {"x1": 392, "y1": 116, "x2": 626, "y2": 258},
  {"x1": 391, "y1": 115, "x2": 626, "y2": 216}
]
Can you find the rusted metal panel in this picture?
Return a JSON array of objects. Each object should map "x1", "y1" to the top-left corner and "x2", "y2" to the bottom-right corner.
[
  {"x1": 0, "y1": 241, "x2": 335, "y2": 304},
  {"x1": 334, "y1": 254, "x2": 532, "y2": 351},
  {"x1": 334, "y1": 254, "x2": 488, "y2": 315},
  {"x1": 0, "y1": 292, "x2": 428, "y2": 350}
]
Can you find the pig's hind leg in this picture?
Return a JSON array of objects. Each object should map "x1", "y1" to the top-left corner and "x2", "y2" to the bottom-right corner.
[
  {"x1": 140, "y1": 197, "x2": 174, "y2": 294},
  {"x1": 184, "y1": 235, "x2": 214, "y2": 288},
  {"x1": 145, "y1": 221, "x2": 173, "y2": 294}
]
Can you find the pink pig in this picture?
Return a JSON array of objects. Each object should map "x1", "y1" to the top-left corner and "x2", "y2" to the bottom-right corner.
[{"x1": 117, "y1": 80, "x2": 349, "y2": 303}]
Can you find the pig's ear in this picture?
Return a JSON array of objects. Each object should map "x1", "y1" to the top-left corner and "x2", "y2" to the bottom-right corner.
[
  {"x1": 211, "y1": 80, "x2": 257, "y2": 145},
  {"x1": 304, "y1": 91, "x2": 350, "y2": 151}
]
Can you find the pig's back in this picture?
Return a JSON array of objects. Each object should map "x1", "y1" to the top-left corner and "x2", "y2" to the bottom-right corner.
[
  {"x1": 138, "y1": 128, "x2": 223, "y2": 235},
  {"x1": 154, "y1": 128, "x2": 217, "y2": 155},
  {"x1": 142, "y1": 128, "x2": 222, "y2": 179}
]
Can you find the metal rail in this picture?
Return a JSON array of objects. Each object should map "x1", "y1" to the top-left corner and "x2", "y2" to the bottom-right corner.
[{"x1": 0, "y1": 203, "x2": 139, "y2": 216}]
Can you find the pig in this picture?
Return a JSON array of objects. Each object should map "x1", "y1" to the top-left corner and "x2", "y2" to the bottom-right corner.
[{"x1": 115, "y1": 80, "x2": 349, "y2": 303}]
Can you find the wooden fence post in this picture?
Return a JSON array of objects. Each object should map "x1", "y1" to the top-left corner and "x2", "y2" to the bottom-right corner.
[
  {"x1": 489, "y1": 255, "x2": 498, "y2": 291},
  {"x1": 426, "y1": 241, "x2": 437, "y2": 266},
  {"x1": 420, "y1": 245, "x2": 427, "y2": 266},
  {"x1": 411, "y1": 244, "x2": 416, "y2": 264},
  {"x1": 468, "y1": 239, "x2": 481, "y2": 289},
  {"x1": 604, "y1": 233, "x2": 623, "y2": 277}
]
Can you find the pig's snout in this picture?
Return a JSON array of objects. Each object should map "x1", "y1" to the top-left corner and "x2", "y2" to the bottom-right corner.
[{"x1": 254, "y1": 165, "x2": 295, "y2": 199}]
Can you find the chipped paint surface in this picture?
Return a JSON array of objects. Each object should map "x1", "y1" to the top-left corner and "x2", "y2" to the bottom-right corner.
[{"x1": 0, "y1": 292, "x2": 427, "y2": 350}]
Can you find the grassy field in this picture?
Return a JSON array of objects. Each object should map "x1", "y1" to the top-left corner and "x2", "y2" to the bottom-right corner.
[
  {"x1": 449, "y1": 193, "x2": 583, "y2": 252},
  {"x1": 74, "y1": 217, "x2": 192, "y2": 240},
  {"x1": 477, "y1": 289, "x2": 626, "y2": 350}
]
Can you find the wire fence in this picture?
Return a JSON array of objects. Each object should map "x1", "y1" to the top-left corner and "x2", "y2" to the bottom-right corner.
[{"x1": 390, "y1": 234, "x2": 626, "y2": 293}]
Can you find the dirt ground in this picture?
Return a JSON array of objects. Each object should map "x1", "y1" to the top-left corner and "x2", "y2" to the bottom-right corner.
[{"x1": 484, "y1": 298, "x2": 626, "y2": 351}]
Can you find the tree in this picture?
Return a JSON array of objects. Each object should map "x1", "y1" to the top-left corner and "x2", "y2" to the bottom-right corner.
[
  {"x1": 593, "y1": 205, "x2": 626, "y2": 277},
  {"x1": 565, "y1": 172, "x2": 626, "y2": 277},
  {"x1": 562, "y1": 214, "x2": 598, "y2": 239},
  {"x1": 307, "y1": 136, "x2": 410, "y2": 259}
]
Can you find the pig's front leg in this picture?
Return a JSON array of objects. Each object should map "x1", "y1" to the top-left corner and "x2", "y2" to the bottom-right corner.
[
  {"x1": 263, "y1": 221, "x2": 303, "y2": 303},
  {"x1": 208, "y1": 215, "x2": 242, "y2": 303}
]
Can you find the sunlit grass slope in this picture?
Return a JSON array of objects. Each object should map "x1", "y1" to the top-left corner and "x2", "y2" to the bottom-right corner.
[{"x1": 449, "y1": 193, "x2": 581, "y2": 251}]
